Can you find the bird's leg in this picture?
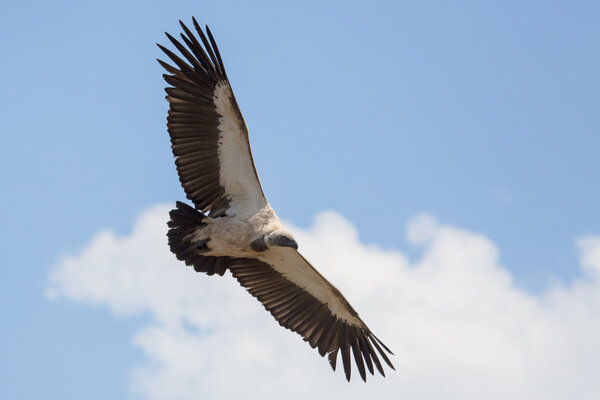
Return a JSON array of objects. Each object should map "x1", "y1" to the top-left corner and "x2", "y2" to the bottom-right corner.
[{"x1": 185, "y1": 238, "x2": 211, "y2": 253}]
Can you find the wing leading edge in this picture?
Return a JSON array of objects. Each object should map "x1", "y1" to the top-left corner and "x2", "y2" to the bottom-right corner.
[
  {"x1": 158, "y1": 19, "x2": 266, "y2": 217},
  {"x1": 230, "y1": 249, "x2": 395, "y2": 382},
  {"x1": 160, "y1": 19, "x2": 395, "y2": 381}
]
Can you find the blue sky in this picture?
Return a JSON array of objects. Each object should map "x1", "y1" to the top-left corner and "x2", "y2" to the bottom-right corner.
[{"x1": 1, "y1": 1, "x2": 599, "y2": 399}]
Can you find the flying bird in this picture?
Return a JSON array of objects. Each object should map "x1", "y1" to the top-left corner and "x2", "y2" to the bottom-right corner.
[{"x1": 158, "y1": 18, "x2": 394, "y2": 382}]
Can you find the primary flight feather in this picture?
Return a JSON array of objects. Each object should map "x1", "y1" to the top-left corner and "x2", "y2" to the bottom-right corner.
[{"x1": 158, "y1": 18, "x2": 394, "y2": 382}]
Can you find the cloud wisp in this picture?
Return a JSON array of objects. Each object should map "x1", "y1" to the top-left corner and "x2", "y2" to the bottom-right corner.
[{"x1": 47, "y1": 205, "x2": 600, "y2": 400}]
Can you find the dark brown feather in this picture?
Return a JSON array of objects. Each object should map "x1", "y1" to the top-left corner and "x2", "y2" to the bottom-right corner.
[
  {"x1": 227, "y1": 258, "x2": 394, "y2": 382},
  {"x1": 166, "y1": 202, "x2": 229, "y2": 277},
  {"x1": 358, "y1": 336, "x2": 375, "y2": 375},
  {"x1": 317, "y1": 318, "x2": 337, "y2": 356},
  {"x1": 160, "y1": 19, "x2": 393, "y2": 382},
  {"x1": 179, "y1": 21, "x2": 214, "y2": 71},
  {"x1": 158, "y1": 21, "x2": 265, "y2": 214},
  {"x1": 351, "y1": 332, "x2": 367, "y2": 382}
]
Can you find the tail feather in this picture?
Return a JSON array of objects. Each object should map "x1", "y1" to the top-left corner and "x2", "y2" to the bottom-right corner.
[{"x1": 167, "y1": 201, "x2": 229, "y2": 276}]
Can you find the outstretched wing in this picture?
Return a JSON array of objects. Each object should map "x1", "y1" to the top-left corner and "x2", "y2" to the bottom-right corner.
[
  {"x1": 158, "y1": 19, "x2": 267, "y2": 217},
  {"x1": 229, "y1": 249, "x2": 394, "y2": 381}
]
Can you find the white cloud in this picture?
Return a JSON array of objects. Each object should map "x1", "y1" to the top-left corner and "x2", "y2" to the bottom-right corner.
[{"x1": 47, "y1": 204, "x2": 600, "y2": 400}]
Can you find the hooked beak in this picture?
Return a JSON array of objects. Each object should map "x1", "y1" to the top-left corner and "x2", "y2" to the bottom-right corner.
[{"x1": 274, "y1": 236, "x2": 298, "y2": 250}]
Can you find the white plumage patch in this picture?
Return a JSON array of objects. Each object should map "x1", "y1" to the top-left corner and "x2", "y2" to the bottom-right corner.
[
  {"x1": 257, "y1": 248, "x2": 363, "y2": 326},
  {"x1": 159, "y1": 20, "x2": 395, "y2": 381},
  {"x1": 214, "y1": 82, "x2": 266, "y2": 218}
]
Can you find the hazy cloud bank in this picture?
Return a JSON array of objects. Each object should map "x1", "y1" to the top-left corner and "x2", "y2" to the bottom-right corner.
[{"x1": 48, "y1": 205, "x2": 600, "y2": 400}]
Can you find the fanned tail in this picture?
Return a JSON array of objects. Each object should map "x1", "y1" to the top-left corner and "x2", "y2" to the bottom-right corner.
[{"x1": 167, "y1": 201, "x2": 229, "y2": 276}]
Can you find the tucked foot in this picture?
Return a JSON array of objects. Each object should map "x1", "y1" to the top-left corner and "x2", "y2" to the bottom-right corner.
[{"x1": 186, "y1": 238, "x2": 211, "y2": 253}]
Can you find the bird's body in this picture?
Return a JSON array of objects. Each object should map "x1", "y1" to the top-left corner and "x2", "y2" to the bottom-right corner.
[
  {"x1": 159, "y1": 18, "x2": 394, "y2": 381},
  {"x1": 189, "y1": 204, "x2": 281, "y2": 257}
]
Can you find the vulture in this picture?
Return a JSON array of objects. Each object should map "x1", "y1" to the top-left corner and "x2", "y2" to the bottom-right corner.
[{"x1": 158, "y1": 18, "x2": 394, "y2": 382}]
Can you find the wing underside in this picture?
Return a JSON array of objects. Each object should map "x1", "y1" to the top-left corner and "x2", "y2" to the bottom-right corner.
[
  {"x1": 160, "y1": 19, "x2": 394, "y2": 382},
  {"x1": 158, "y1": 19, "x2": 266, "y2": 216},
  {"x1": 229, "y1": 250, "x2": 394, "y2": 381}
]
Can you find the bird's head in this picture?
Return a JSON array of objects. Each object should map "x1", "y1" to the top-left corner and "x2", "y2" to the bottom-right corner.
[{"x1": 266, "y1": 229, "x2": 298, "y2": 250}]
